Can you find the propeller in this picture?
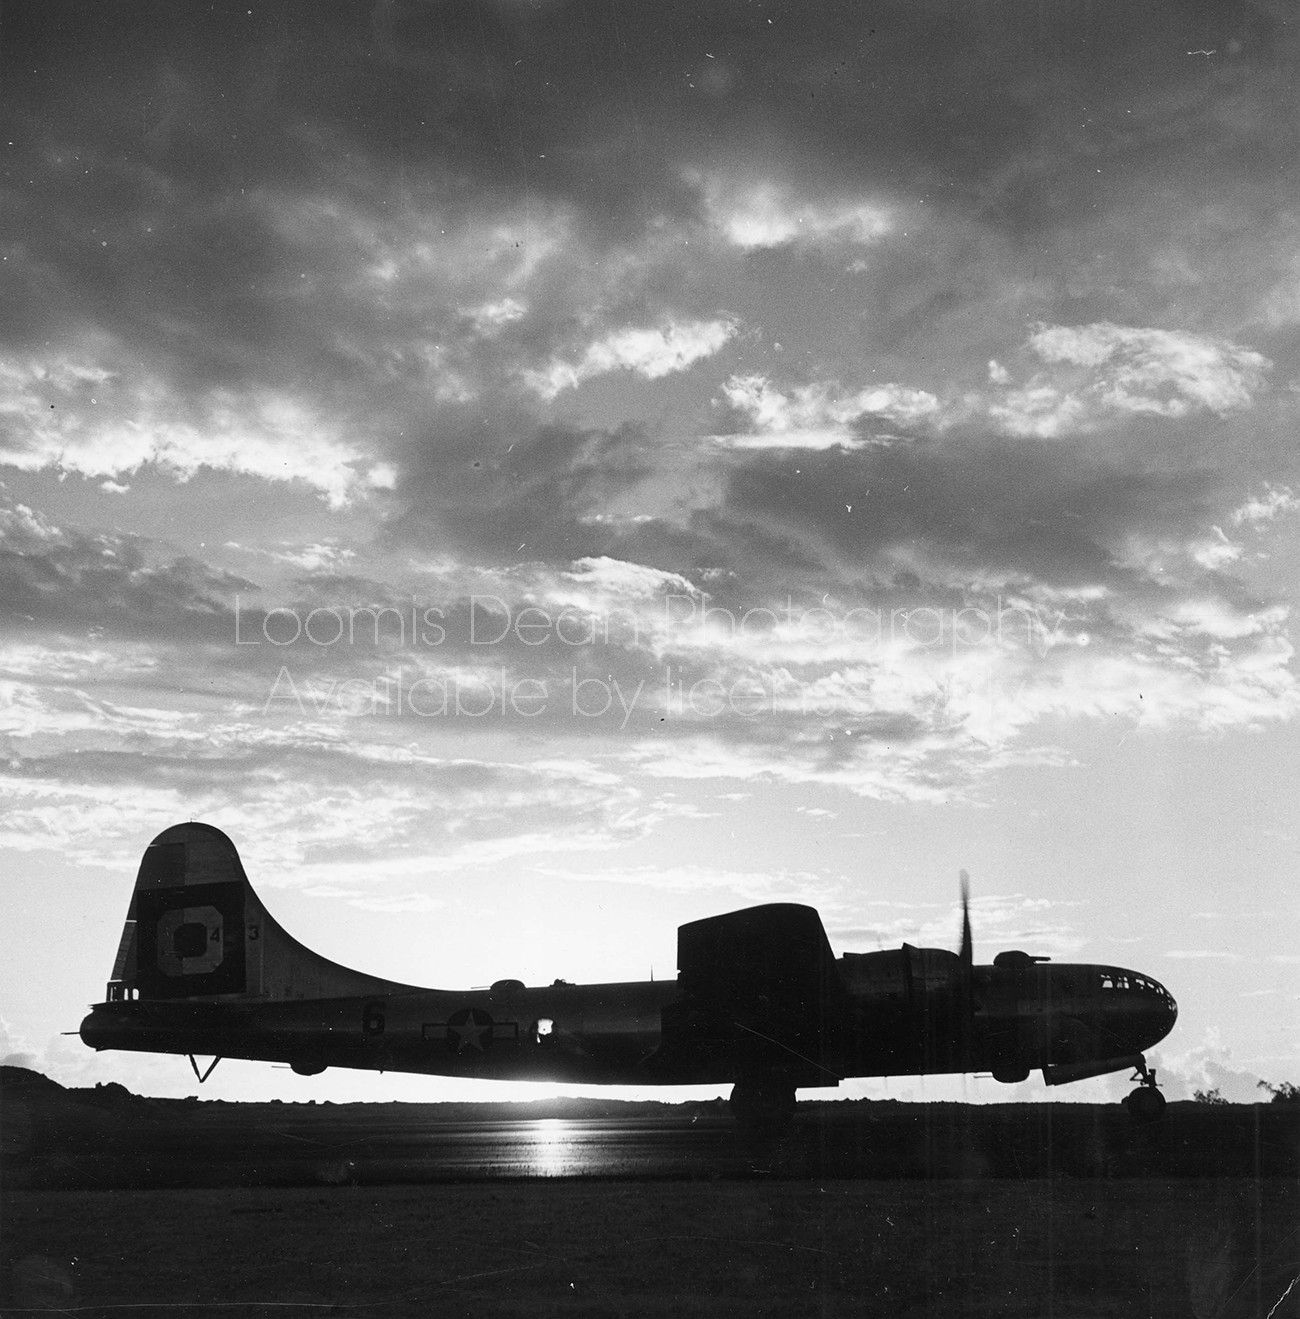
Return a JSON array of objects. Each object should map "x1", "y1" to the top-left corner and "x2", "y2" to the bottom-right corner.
[
  {"x1": 953, "y1": 872, "x2": 1051, "y2": 1082},
  {"x1": 958, "y1": 869, "x2": 973, "y2": 975},
  {"x1": 957, "y1": 870, "x2": 974, "y2": 1070}
]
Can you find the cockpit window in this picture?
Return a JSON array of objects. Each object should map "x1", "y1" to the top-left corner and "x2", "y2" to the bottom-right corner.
[{"x1": 1099, "y1": 970, "x2": 1172, "y2": 1001}]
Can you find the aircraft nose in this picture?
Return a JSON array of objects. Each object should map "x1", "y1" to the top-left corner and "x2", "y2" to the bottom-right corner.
[{"x1": 1148, "y1": 982, "x2": 1178, "y2": 1044}]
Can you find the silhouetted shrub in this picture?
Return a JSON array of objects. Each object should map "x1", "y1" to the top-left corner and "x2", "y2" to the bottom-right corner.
[{"x1": 1258, "y1": 1080, "x2": 1300, "y2": 1105}]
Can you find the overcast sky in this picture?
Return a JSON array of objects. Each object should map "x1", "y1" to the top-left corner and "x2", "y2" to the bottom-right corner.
[{"x1": 2, "y1": 0, "x2": 1298, "y2": 1105}]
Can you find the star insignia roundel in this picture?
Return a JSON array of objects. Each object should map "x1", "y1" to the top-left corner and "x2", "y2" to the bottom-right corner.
[{"x1": 445, "y1": 1007, "x2": 495, "y2": 1054}]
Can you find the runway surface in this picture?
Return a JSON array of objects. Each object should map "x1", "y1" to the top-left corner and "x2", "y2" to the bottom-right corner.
[
  {"x1": 193, "y1": 1112, "x2": 749, "y2": 1184},
  {"x1": 336, "y1": 1114, "x2": 738, "y2": 1178},
  {"x1": 5, "y1": 1068, "x2": 1299, "y2": 1188}
]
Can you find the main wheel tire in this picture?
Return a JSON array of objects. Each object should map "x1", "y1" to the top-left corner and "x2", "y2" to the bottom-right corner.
[
  {"x1": 1124, "y1": 1086, "x2": 1166, "y2": 1121},
  {"x1": 730, "y1": 1081, "x2": 797, "y2": 1138}
]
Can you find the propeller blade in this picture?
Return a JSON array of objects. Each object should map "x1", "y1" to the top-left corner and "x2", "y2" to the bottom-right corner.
[
  {"x1": 959, "y1": 869, "x2": 972, "y2": 973},
  {"x1": 957, "y1": 869, "x2": 974, "y2": 1071}
]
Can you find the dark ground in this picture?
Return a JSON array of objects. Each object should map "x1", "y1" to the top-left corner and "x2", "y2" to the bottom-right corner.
[
  {"x1": 3, "y1": 1069, "x2": 1298, "y2": 1317},
  {"x1": 6, "y1": 1179, "x2": 1299, "y2": 1317}
]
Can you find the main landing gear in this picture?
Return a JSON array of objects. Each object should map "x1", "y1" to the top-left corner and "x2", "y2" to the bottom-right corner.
[
  {"x1": 1123, "y1": 1057, "x2": 1166, "y2": 1122},
  {"x1": 729, "y1": 1078, "x2": 798, "y2": 1139}
]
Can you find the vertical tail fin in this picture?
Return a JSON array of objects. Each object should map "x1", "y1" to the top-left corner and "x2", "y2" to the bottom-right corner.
[{"x1": 105, "y1": 822, "x2": 414, "y2": 1004}]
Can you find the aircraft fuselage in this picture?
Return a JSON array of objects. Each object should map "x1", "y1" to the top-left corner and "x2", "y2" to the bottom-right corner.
[{"x1": 80, "y1": 956, "x2": 1176, "y2": 1089}]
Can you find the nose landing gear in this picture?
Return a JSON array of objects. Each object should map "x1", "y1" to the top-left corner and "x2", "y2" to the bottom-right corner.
[{"x1": 1123, "y1": 1057, "x2": 1166, "y2": 1121}]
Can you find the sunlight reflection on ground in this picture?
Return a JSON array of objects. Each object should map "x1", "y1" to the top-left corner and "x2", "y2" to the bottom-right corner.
[{"x1": 521, "y1": 1117, "x2": 581, "y2": 1177}]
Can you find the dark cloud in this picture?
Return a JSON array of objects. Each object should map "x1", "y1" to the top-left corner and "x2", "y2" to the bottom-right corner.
[
  {"x1": 712, "y1": 433, "x2": 1218, "y2": 593},
  {"x1": 7, "y1": 0, "x2": 1297, "y2": 380},
  {"x1": 4, "y1": 0, "x2": 1297, "y2": 548},
  {"x1": 0, "y1": 504, "x2": 253, "y2": 642},
  {"x1": 1, "y1": 737, "x2": 659, "y2": 867},
  {"x1": 6, "y1": 743, "x2": 497, "y2": 795},
  {"x1": 6, "y1": 2, "x2": 1292, "y2": 213},
  {"x1": 383, "y1": 418, "x2": 660, "y2": 562}
]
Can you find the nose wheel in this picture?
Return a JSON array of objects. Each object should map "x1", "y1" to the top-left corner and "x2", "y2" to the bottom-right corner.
[{"x1": 1123, "y1": 1058, "x2": 1166, "y2": 1121}]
